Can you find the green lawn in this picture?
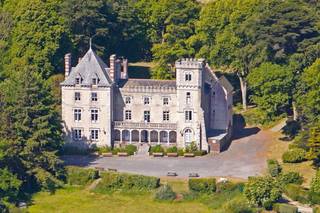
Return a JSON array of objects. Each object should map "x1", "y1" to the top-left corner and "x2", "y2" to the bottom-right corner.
[{"x1": 28, "y1": 186, "x2": 211, "y2": 213}]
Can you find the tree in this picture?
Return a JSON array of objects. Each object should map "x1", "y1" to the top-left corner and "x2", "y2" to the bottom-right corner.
[
  {"x1": 136, "y1": 0, "x2": 200, "y2": 79},
  {"x1": 244, "y1": 176, "x2": 282, "y2": 207},
  {"x1": 0, "y1": 70, "x2": 64, "y2": 193},
  {"x1": 307, "y1": 126, "x2": 320, "y2": 161},
  {"x1": 247, "y1": 63, "x2": 293, "y2": 118},
  {"x1": 0, "y1": 168, "x2": 22, "y2": 206}
]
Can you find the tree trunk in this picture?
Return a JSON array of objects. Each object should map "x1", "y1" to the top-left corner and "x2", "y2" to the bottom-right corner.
[
  {"x1": 292, "y1": 101, "x2": 298, "y2": 121},
  {"x1": 238, "y1": 75, "x2": 247, "y2": 110}
]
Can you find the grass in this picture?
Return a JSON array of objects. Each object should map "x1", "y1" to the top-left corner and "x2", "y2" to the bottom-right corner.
[{"x1": 28, "y1": 185, "x2": 211, "y2": 213}]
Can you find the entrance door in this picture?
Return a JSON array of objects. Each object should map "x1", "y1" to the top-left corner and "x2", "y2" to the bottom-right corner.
[{"x1": 141, "y1": 130, "x2": 148, "y2": 143}]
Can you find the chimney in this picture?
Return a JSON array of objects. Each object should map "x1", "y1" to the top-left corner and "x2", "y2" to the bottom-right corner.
[
  {"x1": 122, "y1": 59, "x2": 128, "y2": 79},
  {"x1": 64, "y1": 53, "x2": 71, "y2": 79},
  {"x1": 109, "y1": 54, "x2": 116, "y2": 82}
]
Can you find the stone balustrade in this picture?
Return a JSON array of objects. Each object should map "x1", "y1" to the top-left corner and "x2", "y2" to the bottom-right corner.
[{"x1": 114, "y1": 121, "x2": 177, "y2": 130}]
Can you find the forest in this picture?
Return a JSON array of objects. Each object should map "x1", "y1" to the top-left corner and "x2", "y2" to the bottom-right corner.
[{"x1": 0, "y1": 0, "x2": 320, "y2": 211}]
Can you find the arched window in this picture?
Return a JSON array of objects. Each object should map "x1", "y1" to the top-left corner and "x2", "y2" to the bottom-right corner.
[
  {"x1": 185, "y1": 73, "x2": 192, "y2": 81},
  {"x1": 184, "y1": 129, "x2": 192, "y2": 145},
  {"x1": 186, "y1": 92, "x2": 191, "y2": 104}
]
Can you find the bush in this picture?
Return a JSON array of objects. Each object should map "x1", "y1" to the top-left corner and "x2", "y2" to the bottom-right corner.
[
  {"x1": 188, "y1": 178, "x2": 216, "y2": 193},
  {"x1": 194, "y1": 150, "x2": 207, "y2": 156},
  {"x1": 95, "y1": 172, "x2": 160, "y2": 192},
  {"x1": 284, "y1": 184, "x2": 309, "y2": 204},
  {"x1": 177, "y1": 148, "x2": 184, "y2": 156},
  {"x1": 150, "y1": 145, "x2": 164, "y2": 154},
  {"x1": 166, "y1": 146, "x2": 178, "y2": 153},
  {"x1": 282, "y1": 148, "x2": 306, "y2": 163},
  {"x1": 221, "y1": 197, "x2": 253, "y2": 213},
  {"x1": 277, "y1": 172, "x2": 303, "y2": 186},
  {"x1": 244, "y1": 176, "x2": 282, "y2": 207},
  {"x1": 273, "y1": 203, "x2": 298, "y2": 213},
  {"x1": 154, "y1": 184, "x2": 176, "y2": 201},
  {"x1": 311, "y1": 170, "x2": 320, "y2": 194},
  {"x1": 97, "y1": 146, "x2": 112, "y2": 155},
  {"x1": 308, "y1": 191, "x2": 320, "y2": 205},
  {"x1": 66, "y1": 166, "x2": 99, "y2": 186},
  {"x1": 185, "y1": 141, "x2": 198, "y2": 153},
  {"x1": 216, "y1": 181, "x2": 244, "y2": 193},
  {"x1": 267, "y1": 159, "x2": 282, "y2": 177},
  {"x1": 125, "y1": 144, "x2": 137, "y2": 155}
]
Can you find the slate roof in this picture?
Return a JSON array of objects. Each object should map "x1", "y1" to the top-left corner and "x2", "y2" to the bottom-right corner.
[
  {"x1": 61, "y1": 48, "x2": 113, "y2": 87},
  {"x1": 118, "y1": 79, "x2": 176, "y2": 88},
  {"x1": 219, "y1": 76, "x2": 233, "y2": 93}
]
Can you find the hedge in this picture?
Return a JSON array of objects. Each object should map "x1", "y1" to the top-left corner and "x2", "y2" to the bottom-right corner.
[
  {"x1": 95, "y1": 172, "x2": 160, "y2": 192},
  {"x1": 150, "y1": 145, "x2": 165, "y2": 154},
  {"x1": 188, "y1": 178, "x2": 216, "y2": 193},
  {"x1": 66, "y1": 166, "x2": 99, "y2": 186},
  {"x1": 282, "y1": 148, "x2": 306, "y2": 163},
  {"x1": 112, "y1": 144, "x2": 137, "y2": 155},
  {"x1": 273, "y1": 203, "x2": 298, "y2": 213},
  {"x1": 277, "y1": 172, "x2": 303, "y2": 186}
]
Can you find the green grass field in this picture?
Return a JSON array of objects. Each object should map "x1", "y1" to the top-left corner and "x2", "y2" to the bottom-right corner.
[{"x1": 27, "y1": 178, "x2": 246, "y2": 213}]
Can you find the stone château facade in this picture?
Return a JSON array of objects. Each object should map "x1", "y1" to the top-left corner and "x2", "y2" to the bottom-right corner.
[{"x1": 61, "y1": 47, "x2": 233, "y2": 153}]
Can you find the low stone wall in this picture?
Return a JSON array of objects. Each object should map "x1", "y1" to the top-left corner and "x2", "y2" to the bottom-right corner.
[{"x1": 207, "y1": 134, "x2": 231, "y2": 154}]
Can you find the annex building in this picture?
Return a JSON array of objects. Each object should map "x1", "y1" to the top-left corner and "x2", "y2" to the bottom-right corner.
[{"x1": 61, "y1": 47, "x2": 233, "y2": 153}]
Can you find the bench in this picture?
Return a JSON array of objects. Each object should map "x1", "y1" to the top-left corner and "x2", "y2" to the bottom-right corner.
[
  {"x1": 189, "y1": 173, "x2": 199, "y2": 177},
  {"x1": 167, "y1": 153, "x2": 178, "y2": 157},
  {"x1": 167, "y1": 172, "x2": 178, "y2": 177},
  {"x1": 184, "y1": 153, "x2": 195, "y2": 157},
  {"x1": 94, "y1": 167, "x2": 105, "y2": 171},
  {"x1": 102, "y1": 152, "x2": 113, "y2": 157},
  {"x1": 108, "y1": 168, "x2": 117, "y2": 172},
  {"x1": 118, "y1": 152, "x2": 128, "y2": 157},
  {"x1": 153, "y1": 152, "x2": 164, "y2": 157}
]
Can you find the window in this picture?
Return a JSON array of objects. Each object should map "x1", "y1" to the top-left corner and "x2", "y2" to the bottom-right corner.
[
  {"x1": 75, "y1": 92, "x2": 81, "y2": 101},
  {"x1": 74, "y1": 109, "x2": 82, "y2": 121},
  {"x1": 144, "y1": 97, "x2": 150, "y2": 105},
  {"x1": 91, "y1": 109, "x2": 99, "y2": 122},
  {"x1": 92, "y1": 78, "x2": 98, "y2": 85},
  {"x1": 186, "y1": 92, "x2": 191, "y2": 104},
  {"x1": 75, "y1": 77, "x2": 81, "y2": 84},
  {"x1": 73, "y1": 129, "x2": 82, "y2": 140},
  {"x1": 90, "y1": 129, "x2": 99, "y2": 140},
  {"x1": 185, "y1": 73, "x2": 192, "y2": 81},
  {"x1": 185, "y1": 110, "x2": 192, "y2": 122},
  {"x1": 144, "y1": 111, "x2": 150, "y2": 123},
  {"x1": 125, "y1": 110, "x2": 132, "y2": 120},
  {"x1": 184, "y1": 129, "x2": 192, "y2": 145},
  {"x1": 163, "y1": 97, "x2": 169, "y2": 105},
  {"x1": 125, "y1": 97, "x2": 131, "y2": 104},
  {"x1": 91, "y1": 92, "x2": 98, "y2": 101},
  {"x1": 163, "y1": 111, "x2": 170, "y2": 121}
]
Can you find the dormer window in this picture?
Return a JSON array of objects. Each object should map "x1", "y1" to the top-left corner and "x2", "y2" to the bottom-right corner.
[
  {"x1": 92, "y1": 78, "x2": 98, "y2": 85},
  {"x1": 76, "y1": 77, "x2": 81, "y2": 84}
]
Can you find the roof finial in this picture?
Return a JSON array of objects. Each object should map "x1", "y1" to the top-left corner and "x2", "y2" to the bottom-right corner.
[{"x1": 89, "y1": 37, "x2": 92, "y2": 50}]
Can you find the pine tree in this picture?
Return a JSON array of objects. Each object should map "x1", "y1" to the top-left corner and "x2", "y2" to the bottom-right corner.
[{"x1": 307, "y1": 126, "x2": 320, "y2": 161}]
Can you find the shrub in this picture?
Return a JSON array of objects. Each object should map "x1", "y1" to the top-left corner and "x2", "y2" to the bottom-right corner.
[
  {"x1": 150, "y1": 145, "x2": 164, "y2": 154},
  {"x1": 154, "y1": 184, "x2": 176, "y2": 201},
  {"x1": 282, "y1": 148, "x2": 306, "y2": 163},
  {"x1": 311, "y1": 170, "x2": 320, "y2": 194},
  {"x1": 267, "y1": 159, "x2": 282, "y2": 177},
  {"x1": 177, "y1": 148, "x2": 184, "y2": 156},
  {"x1": 221, "y1": 197, "x2": 253, "y2": 213},
  {"x1": 185, "y1": 141, "x2": 198, "y2": 153},
  {"x1": 188, "y1": 178, "x2": 216, "y2": 193},
  {"x1": 95, "y1": 172, "x2": 160, "y2": 192},
  {"x1": 166, "y1": 146, "x2": 178, "y2": 153},
  {"x1": 309, "y1": 191, "x2": 320, "y2": 205},
  {"x1": 125, "y1": 144, "x2": 137, "y2": 155},
  {"x1": 284, "y1": 184, "x2": 309, "y2": 204},
  {"x1": 216, "y1": 181, "x2": 244, "y2": 193},
  {"x1": 97, "y1": 146, "x2": 112, "y2": 155},
  {"x1": 194, "y1": 150, "x2": 207, "y2": 156},
  {"x1": 66, "y1": 166, "x2": 99, "y2": 186},
  {"x1": 277, "y1": 172, "x2": 303, "y2": 186},
  {"x1": 273, "y1": 203, "x2": 298, "y2": 213},
  {"x1": 244, "y1": 176, "x2": 282, "y2": 207}
]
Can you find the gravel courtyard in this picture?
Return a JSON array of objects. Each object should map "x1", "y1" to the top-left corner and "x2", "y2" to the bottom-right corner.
[{"x1": 63, "y1": 122, "x2": 278, "y2": 179}]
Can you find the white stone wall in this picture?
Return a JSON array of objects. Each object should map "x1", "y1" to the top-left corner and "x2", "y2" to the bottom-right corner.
[{"x1": 61, "y1": 85, "x2": 113, "y2": 148}]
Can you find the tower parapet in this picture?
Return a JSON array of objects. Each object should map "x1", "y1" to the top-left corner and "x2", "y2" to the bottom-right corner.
[{"x1": 175, "y1": 58, "x2": 205, "y2": 69}]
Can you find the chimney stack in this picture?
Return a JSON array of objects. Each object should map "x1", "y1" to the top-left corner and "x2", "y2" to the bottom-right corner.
[
  {"x1": 122, "y1": 59, "x2": 128, "y2": 79},
  {"x1": 109, "y1": 54, "x2": 116, "y2": 82},
  {"x1": 64, "y1": 53, "x2": 71, "y2": 79}
]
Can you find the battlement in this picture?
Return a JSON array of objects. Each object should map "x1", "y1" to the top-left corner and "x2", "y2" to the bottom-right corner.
[{"x1": 175, "y1": 58, "x2": 205, "y2": 69}]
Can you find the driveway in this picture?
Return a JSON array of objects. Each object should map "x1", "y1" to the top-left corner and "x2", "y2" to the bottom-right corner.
[{"x1": 63, "y1": 123, "x2": 277, "y2": 179}]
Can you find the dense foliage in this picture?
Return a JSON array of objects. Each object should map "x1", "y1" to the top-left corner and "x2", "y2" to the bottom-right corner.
[
  {"x1": 154, "y1": 184, "x2": 176, "y2": 201},
  {"x1": 188, "y1": 178, "x2": 216, "y2": 194},
  {"x1": 66, "y1": 166, "x2": 99, "y2": 186}
]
